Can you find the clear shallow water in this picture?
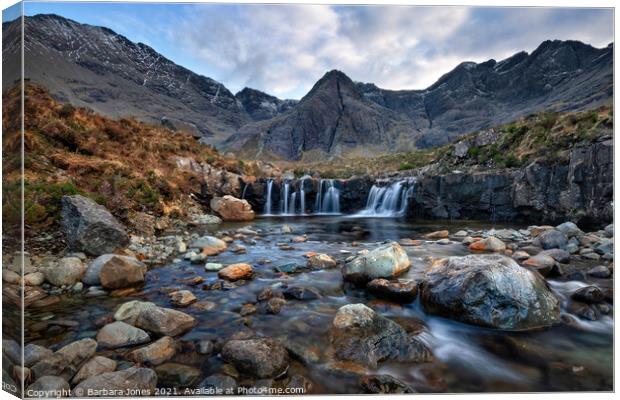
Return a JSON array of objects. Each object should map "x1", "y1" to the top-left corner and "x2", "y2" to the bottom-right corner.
[{"x1": 23, "y1": 216, "x2": 613, "y2": 393}]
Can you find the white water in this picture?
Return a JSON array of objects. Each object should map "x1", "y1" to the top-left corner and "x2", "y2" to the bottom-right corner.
[
  {"x1": 281, "y1": 182, "x2": 290, "y2": 214},
  {"x1": 263, "y1": 180, "x2": 274, "y2": 215},
  {"x1": 356, "y1": 179, "x2": 414, "y2": 217},
  {"x1": 317, "y1": 179, "x2": 341, "y2": 214},
  {"x1": 300, "y1": 179, "x2": 306, "y2": 215}
]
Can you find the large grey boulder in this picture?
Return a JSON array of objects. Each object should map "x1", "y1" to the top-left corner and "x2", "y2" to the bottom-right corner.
[
  {"x1": 31, "y1": 339, "x2": 97, "y2": 381},
  {"x1": 61, "y1": 195, "x2": 128, "y2": 256},
  {"x1": 533, "y1": 230, "x2": 568, "y2": 250},
  {"x1": 420, "y1": 255, "x2": 560, "y2": 330},
  {"x1": 96, "y1": 322, "x2": 150, "y2": 349},
  {"x1": 342, "y1": 242, "x2": 411, "y2": 284},
  {"x1": 114, "y1": 301, "x2": 195, "y2": 337},
  {"x1": 44, "y1": 257, "x2": 85, "y2": 287},
  {"x1": 330, "y1": 304, "x2": 431, "y2": 368},
  {"x1": 221, "y1": 338, "x2": 289, "y2": 379},
  {"x1": 74, "y1": 367, "x2": 157, "y2": 393}
]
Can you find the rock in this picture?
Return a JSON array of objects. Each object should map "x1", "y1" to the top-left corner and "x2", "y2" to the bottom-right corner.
[
  {"x1": 281, "y1": 225, "x2": 294, "y2": 234},
  {"x1": 169, "y1": 290, "x2": 197, "y2": 307},
  {"x1": 31, "y1": 339, "x2": 97, "y2": 381},
  {"x1": 74, "y1": 367, "x2": 157, "y2": 393},
  {"x1": 135, "y1": 307, "x2": 195, "y2": 337},
  {"x1": 556, "y1": 222, "x2": 583, "y2": 238},
  {"x1": 512, "y1": 251, "x2": 530, "y2": 261},
  {"x1": 533, "y1": 230, "x2": 568, "y2": 250},
  {"x1": 342, "y1": 242, "x2": 410, "y2": 284},
  {"x1": 26, "y1": 376, "x2": 69, "y2": 396},
  {"x1": 366, "y1": 279, "x2": 418, "y2": 302},
  {"x1": 221, "y1": 338, "x2": 289, "y2": 379},
  {"x1": 45, "y1": 257, "x2": 85, "y2": 287},
  {"x1": 24, "y1": 344, "x2": 53, "y2": 368},
  {"x1": 190, "y1": 236, "x2": 227, "y2": 255},
  {"x1": 129, "y1": 337, "x2": 176, "y2": 366},
  {"x1": 198, "y1": 374, "x2": 237, "y2": 393},
  {"x1": 604, "y1": 224, "x2": 613, "y2": 237},
  {"x1": 61, "y1": 195, "x2": 129, "y2": 256},
  {"x1": 331, "y1": 304, "x2": 431, "y2": 368},
  {"x1": 218, "y1": 263, "x2": 254, "y2": 281},
  {"x1": 587, "y1": 265, "x2": 612, "y2": 278},
  {"x1": 522, "y1": 254, "x2": 556, "y2": 276},
  {"x1": 291, "y1": 235, "x2": 307, "y2": 243},
  {"x1": 436, "y1": 238, "x2": 451, "y2": 245},
  {"x1": 398, "y1": 238, "x2": 423, "y2": 246},
  {"x1": 210, "y1": 196, "x2": 255, "y2": 221},
  {"x1": 196, "y1": 340, "x2": 214, "y2": 355},
  {"x1": 2, "y1": 269, "x2": 20, "y2": 284},
  {"x1": 424, "y1": 230, "x2": 449, "y2": 239},
  {"x1": 190, "y1": 253, "x2": 207, "y2": 264},
  {"x1": 97, "y1": 321, "x2": 150, "y2": 349},
  {"x1": 155, "y1": 363, "x2": 201, "y2": 388},
  {"x1": 571, "y1": 286, "x2": 605, "y2": 304},
  {"x1": 360, "y1": 374, "x2": 415, "y2": 394},
  {"x1": 273, "y1": 262, "x2": 308, "y2": 274},
  {"x1": 420, "y1": 255, "x2": 561, "y2": 330},
  {"x1": 306, "y1": 254, "x2": 337, "y2": 269},
  {"x1": 453, "y1": 140, "x2": 470, "y2": 158},
  {"x1": 114, "y1": 300, "x2": 158, "y2": 324},
  {"x1": 23, "y1": 272, "x2": 45, "y2": 286},
  {"x1": 84, "y1": 254, "x2": 147, "y2": 288},
  {"x1": 239, "y1": 304, "x2": 257, "y2": 316},
  {"x1": 287, "y1": 374, "x2": 313, "y2": 392},
  {"x1": 529, "y1": 225, "x2": 555, "y2": 237},
  {"x1": 3, "y1": 339, "x2": 21, "y2": 365},
  {"x1": 265, "y1": 298, "x2": 287, "y2": 314},
  {"x1": 539, "y1": 249, "x2": 571, "y2": 264},
  {"x1": 283, "y1": 286, "x2": 321, "y2": 300},
  {"x1": 468, "y1": 236, "x2": 506, "y2": 252},
  {"x1": 568, "y1": 302, "x2": 598, "y2": 321},
  {"x1": 71, "y1": 356, "x2": 117, "y2": 385},
  {"x1": 204, "y1": 263, "x2": 224, "y2": 271},
  {"x1": 189, "y1": 214, "x2": 222, "y2": 225}
]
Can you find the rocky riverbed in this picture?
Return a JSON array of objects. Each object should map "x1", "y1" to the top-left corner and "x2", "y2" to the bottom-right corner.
[{"x1": 2, "y1": 210, "x2": 614, "y2": 395}]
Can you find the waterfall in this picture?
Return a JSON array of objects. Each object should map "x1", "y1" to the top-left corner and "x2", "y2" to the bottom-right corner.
[
  {"x1": 356, "y1": 179, "x2": 414, "y2": 217},
  {"x1": 281, "y1": 182, "x2": 290, "y2": 214},
  {"x1": 263, "y1": 180, "x2": 274, "y2": 215},
  {"x1": 289, "y1": 191, "x2": 297, "y2": 214},
  {"x1": 300, "y1": 180, "x2": 306, "y2": 215},
  {"x1": 317, "y1": 179, "x2": 341, "y2": 214},
  {"x1": 241, "y1": 183, "x2": 249, "y2": 199},
  {"x1": 315, "y1": 180, "x2": 323, "y2": 212}
]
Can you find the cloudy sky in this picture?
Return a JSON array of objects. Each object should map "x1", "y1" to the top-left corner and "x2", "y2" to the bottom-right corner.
[{"x1": 22, "y1": 2, "x2": 614, "y2": 99}]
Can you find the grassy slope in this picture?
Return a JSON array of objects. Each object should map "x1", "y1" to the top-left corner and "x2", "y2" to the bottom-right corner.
[
  {"x1": 2, "y1": 84, "x2": 249, "y2": 239},
  {"x1": 283, "y1": 106, "x2": 613, "y2": 178}
]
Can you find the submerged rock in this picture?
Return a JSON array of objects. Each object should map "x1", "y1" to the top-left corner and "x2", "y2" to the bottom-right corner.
[
  {"x1": 330, "y1": 304, "x2": 431, "y2": 368},
  {"x1": 155, "y1": 363, "x2": 201, "y2": 388},
  {"x1": 342, "y1": 242, "x2": 410, "y2": 284},
  {"x1": 360, "y1": 374, "x2": 415, "y2": 394},
  {"x1": 221, "y1": 338, "x2": 289, "y2": 379},
  {"x1": 366, "y1": 279, "x2": 418, "y2": 302},
  {"x1": 306, "y1": 253, "x2": 337, "y2": 269},
  {"x1": 198, "y1": 374, "x2": 237, "y2": 393},
  {"x1": 96, "y1": 321, "x2": 150, "y2": 349},
  {"x1": 129, "y1": 337, "x2": 177, "y2": 366},
  {"x1": 283, "y1": 286, "x2": 321, "y2": 300},
  {"x1": 61, "y1": 195, "x2": 129, "y2": 256},
  {"x1": 571, "y1": 286, "x2": 605, "y2": 304},
  {"x1": 169, "y1": 290, "x2": 197, "y2": 307},
  {"x1": 74, "y1": 367, "x2": 157, "y2": 393},
  {"x1": 420, "y1": 255, "x2": 561, "y2": 330}
]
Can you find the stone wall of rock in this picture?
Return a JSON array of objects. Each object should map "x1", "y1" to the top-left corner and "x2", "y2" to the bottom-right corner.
[{"x1": 409, "y1": 139, "x2": 613, "y2": 227}]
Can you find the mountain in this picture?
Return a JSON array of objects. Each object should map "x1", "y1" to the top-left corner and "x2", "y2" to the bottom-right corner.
[
  {"x1": 2, "y1": 14, "x2": 250, "y2": 144},
  {"x1": 228, "y1": 40, "x2": 612, "y2": 157},
  {"x1": 225, "y1": 70, "x2": 418, "y2": 160},
  {"x1": 356, "y1": 40, "x2": 613, "y2": 147},
  {"x1": 235, "y1": 88, "x2": 298, "y2": 121}
]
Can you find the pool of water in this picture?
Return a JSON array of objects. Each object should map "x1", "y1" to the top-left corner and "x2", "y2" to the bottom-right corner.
[{"x1": 22, "y1": 216, "x2": 613, "y2": 393}]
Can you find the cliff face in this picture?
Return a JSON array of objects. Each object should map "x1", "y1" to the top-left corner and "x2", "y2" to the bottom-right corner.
[{"x1": 403, "y1": 138, "x2": 613, "y2": 226}]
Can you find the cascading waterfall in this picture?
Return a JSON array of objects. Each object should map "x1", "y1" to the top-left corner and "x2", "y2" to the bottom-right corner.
[
  {"x1": 241, "y1": 183, "x2": 249, "y2": 199},
  {"x1": 289, "y1": 191, "x2": 297, "y2": 215},
  {"x1": 281, "y1": 182, "x2": 290, "y2": 214},
  {"x1": 300, "y1": 179, "x2": 306, "y2": 215},
  {"x1": 356, "y1": 179, "x2": 415, "y2": 217},
  {"x1": 263, "y1": 180, "x2": 274, "y2": 215},
  {"x1": 318, "y1": 179, "x2": 341, "y2": 214}
]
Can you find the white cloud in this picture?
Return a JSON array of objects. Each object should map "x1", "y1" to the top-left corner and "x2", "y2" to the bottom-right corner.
[{"x1": 172, "y1": 5, "x2": 613, "y2": 98}]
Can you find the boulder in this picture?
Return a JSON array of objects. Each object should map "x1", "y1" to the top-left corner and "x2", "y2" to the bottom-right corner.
[
  {"x1": 342, "y1": 242, "x2": 410, "y2": 284},
  {"x1": 331, "y1": 304, "x2": 431, "y2": 368},
  {"x1": 538, "y1": 249, "x2": 571, "y2": 264},
  {"x1": 26, "y1": 376, "x2": 70, "y2": 396},
  {"x1": 23, "y1": 344, "x2": 53, "y2": 368},
  {"x1": 31, "y1": 339, "x2": 97, "y2": 381},
  {"x1": 468, "y1": 236, "x2": 506, "y2": 252},
  {"x1": 360, "y1": 374, "x2": 415, "y2": 394},
  {"x1": 190, "y1": 236, "x2": 227, "y2": 256},
  {"x1": 45, "y1": 257, "x2": 85, "y2": 287},
  {"x1": 23, "y1": 272, "x2": 45, "y2": 286},
  {"x1": 366, "y1": 279, "x2": 418, "y2": 302},
  {"x1": 129, "y1": 337, "x2": 176, "y2": 366},
  {"x1": 114, "y1": 301, "x2": 195, "y2": 336},
  {"x1": 71, "y1": 356, "x2": 117, "y2": 385},
  {"x1": 169, "y1": 290, "x2": 197, "y2": 307},
  {"x1": 74, "y1": 367, "x2": 157, "y2": 393},
  {"x1": 210, "y1": 196, "x2": 255, "y2": 221},
  {"x1": 283, "y1": 286, "x2": 321, "y2": 300},
  {"x1": 204, "y1": 263, "x2": 224, "y2": 271},
  {"x1": 533, "y1": 230, "x2": 568, "y2": 250},
  {"x1": 221, "y1": 338, "x2": 289, "y2": 379},
  {"x1": 218, "y1": 263, "x2": 254, "y2": 281},
  {"x1": 587, "y1": 265, "x2": 612, "y2": 279},
  {"x1": 423, "y1": 230, "x2": 449, "y2": 239},
  {"x1": 61, "y1": 195, "x2": 129, "y2": 256},
  {"x1": 604, "y1": 224, "x2": 613, "y2": 237},
  {"x1": 198, "y1": 374, "x2": 237, "y2": 393},
  {"x1": 522, "y1": 254, "x2": 556, "y2": 276},
  {"x1": 98, "y1": 255, "x2": 147, "y2": 290},
  {"x1": 114, "y1": 301, "x2": 158, "y2": 325},
  {"x1": 556, "y1": 222, "x2": 583, "y2": 238},
  {"x1": 155, "y1": 363, "x2": 201, "y2": 388},
  {"x1": 306, "y1": 254, "x2": 337, "y2": 269},
  {"x1": 420, "y1": 255, "x2": 561, "y2": 330},
  {"x1": 571, "y1": 286, "x2": 605, "y2": 304},
  {"x1": 96, "y1": 321, "x2": 150, "y2": 349}
]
